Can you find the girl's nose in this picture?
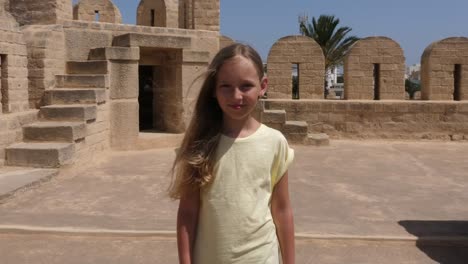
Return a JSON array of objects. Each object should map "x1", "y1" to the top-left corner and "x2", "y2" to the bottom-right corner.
[{"x1": 233, "y1": 87, "x2": 243, "y2": 100}]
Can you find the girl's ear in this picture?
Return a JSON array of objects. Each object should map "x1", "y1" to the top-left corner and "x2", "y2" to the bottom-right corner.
[{"x1": 259, "y1": 76, "x2": 268, "y2": 97}]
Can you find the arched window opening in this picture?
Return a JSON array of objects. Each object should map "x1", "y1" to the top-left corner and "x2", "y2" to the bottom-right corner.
[
  {"x1": 454, "y1": 64, "x2": 461, "y2": 101},
  {"x1": 150, "y1": 9, "x2": 155, "y2": 26},
  {"x1": 0, "y1": 55, "x2": 8, "y2": 113},
  {"x1": 292, "y1": 63, "x2": 299, "y2": 99},
  {"x1": 94, "y1": 10, "x2": 100, "y2": 22}
]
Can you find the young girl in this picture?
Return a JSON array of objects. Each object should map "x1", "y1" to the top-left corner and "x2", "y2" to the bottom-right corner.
[{"x1": 169, "y1": 43, "x2": 295, "y2": 264}]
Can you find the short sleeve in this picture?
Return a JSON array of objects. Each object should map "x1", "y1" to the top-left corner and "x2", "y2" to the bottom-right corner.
[{"x1": 271, "y1": 136, "x2": 294, "y2": 190}]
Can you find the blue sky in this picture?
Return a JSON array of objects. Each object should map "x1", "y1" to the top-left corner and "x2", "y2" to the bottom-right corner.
[{"x1": 75, "y1": 0, "x2": 468, "y2": 65}]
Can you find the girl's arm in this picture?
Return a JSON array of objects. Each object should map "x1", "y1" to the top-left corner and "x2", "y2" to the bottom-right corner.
[
  {"x1": 177, "y1": 187, "x2": 200, "y2": 264},
  {"x1": 271, "y1": 171, "x2": 295, "y2": 264}
]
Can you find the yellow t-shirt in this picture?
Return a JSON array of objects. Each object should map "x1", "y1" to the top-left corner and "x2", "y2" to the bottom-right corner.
[{"x1": 194, "y1": 124, "x2": 294, "y2": 264}]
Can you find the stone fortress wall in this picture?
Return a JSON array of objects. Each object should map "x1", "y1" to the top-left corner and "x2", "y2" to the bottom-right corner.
[
  {"x1": 0, "y1": 0, "x2": 219, "y2": 168},
  {"x1": 262, "y1": 35, "x2": 468, "y2": 141},
  {"x1": 0, "y1": 0, "x2": 467, "y2": 168}
]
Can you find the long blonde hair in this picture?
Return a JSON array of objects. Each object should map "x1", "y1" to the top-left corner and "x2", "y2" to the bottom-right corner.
[{"x1": 169, "y1": 43, "x2": 265, "y2": 199}]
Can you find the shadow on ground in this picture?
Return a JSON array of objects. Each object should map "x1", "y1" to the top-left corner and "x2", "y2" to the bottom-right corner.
[{"x1": 399, "y1": 220, "x2": 468, "y2": 264}]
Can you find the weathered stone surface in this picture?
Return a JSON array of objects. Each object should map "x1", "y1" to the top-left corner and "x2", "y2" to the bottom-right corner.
[
  {"x1": 22, "y1": 25, "x2": 66, "y2": 108},
  {"x1": 23, "y1": 121, "x2": 86, "y2": 142},
  {"x1": 344, "y1": 37, "x2": 406, "y2": 100},
  {"x1": 66, "y1": 61, "x2": 108, "y2": 74},
  {"x1": 44, "y1": 89, "x2": 106, "y2": 105},
  {"x1": 0, "y1": 167, "x2": 58, "y2": 200},
  {"x1": 110, "y1": 100, "x2": 139, "y2": 150},
  {"x1": 137, "y1": 0, "x2": 179, "y2": 28},
  {"x1": 8, "y1": 0, "x2": 72, "y2": 26},
  {"x1": 6, "y1": 142, "x2": 74, "y2": 168},
  {"x1": 109, "y1": 61, "x2": 138, "y2": 99},
  {"x1": 39, "y1": 105, "x2": 97, "y2": 122},
  {"x1": 55, "y1": 74, "x2": 109, "y2": 88},
  {"x1": 179, "y1": 0, "x2": 219, "y2": 31},
  {"x1": 264, "y1": 100, "x2": 468, "y2": 140},
  {"x1": 263, "y1": 109, "x2": 286, "y2": 124},
  {"x1": 112, "y1": 33, "x2": 192, "y2": 49},
  {"x1": 89, "y1": 47, "x2": 140, "y2": 61},
  {"x1": 421, "y1": 37, "x2": 468, "y2": 101},
  {"x1": 267, "y1": 35, "x2": 325, "y2": 99},
  {"x1": 73, "y1": 0, "x2": 122, "y2": 24}
]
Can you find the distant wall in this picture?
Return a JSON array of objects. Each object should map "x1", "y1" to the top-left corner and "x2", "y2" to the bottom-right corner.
[{"x1": 264, "y1": 100, "x2": 468, "y2": 140}]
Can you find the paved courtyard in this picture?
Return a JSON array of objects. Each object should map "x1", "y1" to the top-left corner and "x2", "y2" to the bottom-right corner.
[{"x1": 0, "y1": 140, "x2": 467, "y2": 263}]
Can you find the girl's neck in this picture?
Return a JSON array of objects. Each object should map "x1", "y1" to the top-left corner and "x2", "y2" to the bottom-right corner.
[{"x1": 221, "y1": 116, "x2": 261, "y2": 139}]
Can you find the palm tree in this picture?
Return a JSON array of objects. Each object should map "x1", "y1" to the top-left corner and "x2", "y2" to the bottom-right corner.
[{"x1": 299, "y1": 15, "x2": 359, "y2": 96}]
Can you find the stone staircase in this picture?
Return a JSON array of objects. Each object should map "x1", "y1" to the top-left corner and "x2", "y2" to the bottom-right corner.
[
  {"x1": 262, "y1": 109, "x2": 329, "y2": 146},
  {"x1": 5, "y1": 59, "x2": 109, "y2": 168}
]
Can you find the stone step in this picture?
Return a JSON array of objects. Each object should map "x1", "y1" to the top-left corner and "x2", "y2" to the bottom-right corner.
[
  {"x1": 263, "y1": 109, "x2": 286, "y2": 124},
  {"x1": 66, "y1": 61, "x2": 108, "y2": 75},
  {"x1": 283, "y1": 121, "x2": 309, "y2": 144},
  {"x1": 23, "y1": 121, "x2": 86, "y2": 143},
  {"x1": 5, "y1": 142, "x2": 74, "y2": 168},
  {"x1": 55, "y1": 74, "x2": 109, "y2": 88},
  {"x1": 44, "y1": 89, "x2": 106, "y2": 105},
  {"x1": 307, "y1": 133, "x2": 330, "y2": 146},
  {"x1": 39, "y1": 105, "x2": 97, "y2": 122},
  {"x1": 283, "y1": 121, "x2": 308, "y2": 134},
  {"x1": 89, "y1": 47, "x2": 139, "y2": 61}
]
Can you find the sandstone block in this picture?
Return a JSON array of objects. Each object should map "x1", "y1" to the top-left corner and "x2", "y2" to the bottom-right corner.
[
  {"x1": 6, "y1": 142, "x2": 74, "y2": 168},
  {"x1": 23, "y1": 121, "x2": 86, "y2": 142},
  {"x1": 39, "y1": 105, "x2": 97, "y2": 122}
]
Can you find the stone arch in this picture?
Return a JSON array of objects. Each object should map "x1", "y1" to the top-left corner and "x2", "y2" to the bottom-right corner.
[
  {"x1": 137, "y1": 0, "x2": 178, "y2": 28},
  {"x1": 267, "y1": 35, "x2": 325, "y2": 99},
  {"x1": 421, "y1": 37, "x2": 468, "y2": 100},
  {"x1": 344, "y1": 37, "x2": 405, "y2": 100},
  {"x1": 219, "y1": 35, "x2": 235, "y2": 50},
  {"x1": 73, "y1": 0, "x2": 122, "y2": 24}
]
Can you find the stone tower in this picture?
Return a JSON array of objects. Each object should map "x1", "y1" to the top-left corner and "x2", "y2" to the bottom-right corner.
[
  {"x1": 8, "y1": 0, "x2": 72, "y2": 25},
  {"x1": 179, "y1": 0, "x2": 219, "y2": 31},
  {"x1": 73, "y1": 0, "x2": 122, "y2": 24},
  {"x1": 137, "y1": 0, "x2": 179, "y2": 28}
]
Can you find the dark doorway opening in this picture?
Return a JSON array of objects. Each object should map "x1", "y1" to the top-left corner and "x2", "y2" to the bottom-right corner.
[
  {"x1": 454, "y1": 64, "x2": 461, "y2": 101},
  {"x1": 139, "y1": 66, "x2": 154, "y2": 131},
  {"x1": 0, "y1": 54, "x2": 7, "y2": 113},
  {"x1": 150, "y1": 9, "x2": 155, "y2": 26},
  {"x1": 373, "y1": 63, "x2": 380, "y2": 100}
]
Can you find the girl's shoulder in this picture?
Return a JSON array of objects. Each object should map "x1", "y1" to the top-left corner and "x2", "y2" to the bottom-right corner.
[{"x1": 260, "y1": 123, "x2": 289, "y2": 144}]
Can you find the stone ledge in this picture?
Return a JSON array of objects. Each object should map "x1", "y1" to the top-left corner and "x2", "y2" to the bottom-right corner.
[
  {"x1": 112, "y1": 33, "x2": 192, "y2": 49},
  {"x1": 0, "y1": 168, "x2": 58, "y2": 201}
]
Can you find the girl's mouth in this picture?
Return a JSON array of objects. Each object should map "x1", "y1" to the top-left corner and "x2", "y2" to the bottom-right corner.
[{"x1": 229, "y1": 104, "x2": 243, "y2": 109}]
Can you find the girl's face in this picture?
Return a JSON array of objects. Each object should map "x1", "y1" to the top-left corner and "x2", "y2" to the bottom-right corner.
[{"x1": 215, "y1": 55, "x2": 267, "y2": 123}]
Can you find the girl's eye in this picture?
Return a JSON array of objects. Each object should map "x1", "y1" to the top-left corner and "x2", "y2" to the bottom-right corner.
[{"x1": 240, "y1": 83, "x2": 255, "y2": 91}]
